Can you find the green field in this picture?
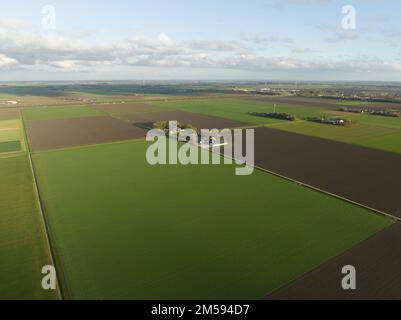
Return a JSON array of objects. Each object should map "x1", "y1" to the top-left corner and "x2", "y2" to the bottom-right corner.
[
  {"x1": 153, "y1": 99, "x2": 285, "y2": 125},
  {"x1": 32, "y1": 140, "x2": 391, "y2": 299},
  {"x1": 153, "y1": 98, "x2": 331, "y2": 126},
  {"x1": 337, "y1": 100, "x2": 401, "y2": 108},
  {"x1": 0, "y1": 141, "x2": 21, "y2": 153},
  {"x1": 0, "y1": 155, "x2": 58, "y2": 300},
  {"x1": 23, "y1": 106, "x2": 104, "y2": 121},
  {"x1": 354, "y1": 113, "x2": 401, "y2": 129},
  {"x1": 0, "y1": 120, "x2": 21, "y2": 142},
  {"x1": 271, "y1": 120, "x2": 401, "y2": 154}
]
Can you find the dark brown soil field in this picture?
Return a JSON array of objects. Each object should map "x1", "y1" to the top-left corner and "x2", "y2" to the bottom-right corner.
[
  {"x1": 0, "y1": 108, "x2": 20, "y2": 119},
  {"x1": 121, "y1": 110, "x2": 247, "y2": 129},
  {"x1": 93, "y1": 103, "x2": 163, "y2": 113},
  {"x1": 27, "y1": 116, "x2": 147, "y2": 151},
  {"x1": 247, "y1": 127, "x2": 401, "y2": 217},
  {"x1": 267, "y1": 223, "x2": 401, "y2": 300}
]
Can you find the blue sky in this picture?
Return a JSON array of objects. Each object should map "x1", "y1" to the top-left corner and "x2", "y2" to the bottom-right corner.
[{"x1": 0, "y1": 0, "x2": 400, "y2": 81}]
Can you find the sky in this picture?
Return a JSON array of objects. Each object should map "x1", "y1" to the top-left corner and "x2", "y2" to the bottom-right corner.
[{"x1": 0, "y1": 0, "x2": 400, "y2": 81}]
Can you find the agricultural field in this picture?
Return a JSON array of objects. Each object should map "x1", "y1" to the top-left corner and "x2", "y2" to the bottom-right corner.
[
  {"x1": 248, "y1": 127, "x2": 401, "y2": 216},
  {"x1": 1, "y1": 84, "x2": 401, "y2": 300},
  {"x1": 22, "y1": 106, "x2": 104, "y2": 121},
  {"x1": 119, "y1": 110, "x2": 247, "y2": 129},
  {"x1": 26, "y1": 116, "x2": 147, "y2": 151},
  {"x1": 0, "y1": 119, "x2": 24, "y2": 155},
  {"x1": 0, "y1": 155, "x2": 58, "y2": 300},
  {"x1": 0, "y1": 108, "x2": 20, "y2": 120},
  {"x1": 336, "y1": 100, "x2": 401, "y2": 109},
  {"x1": 93, "y1": 103, "x2": 165, "y2": 115},
  {"x1": 271, "y1": 120, "x2": 401, "y2": 154},
  {"x1": 32, "y1": 140, "x2": 391, "y2": 299},
  {"x1": 268, "y1": 223, "x2": 401, "y2": 300},
  {"x1": 153, "y1": 99, "x2": 287, "y2": 125},
  {"x1": 153, "y1": 98, "x2": 348, "y2": 125}
]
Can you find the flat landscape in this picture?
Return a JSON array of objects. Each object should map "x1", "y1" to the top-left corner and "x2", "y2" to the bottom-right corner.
[
  {"x1": 0, "y1": 155, "x2": 57, "y2": 300},
  {"x1": 93, "y1": 103, "x2": 165, "y2": 115},
  {"x1": 1, "y1": 82, "x2": 401, "y2": 300},
  {"x1": 268, "y1": 223, "x2": 401, "y2": 300},
  {"x1": 119, "y1": 110, "x2": 247, "y2": 129},
  {"x1": 26, "y1": 116, "x2": 147, "y2": 151},
  {"x1": 0, "y1": 108, "x2": 20, "y2": 120},
  {"x1": 3, "y1": 1, "x2": 401, "y2": 304},
  {"x1": 32, "y1": 139, "x2": 390, "y2": 299},
  {"x1": 246, "y1": 127, "x2": 401, "y2": 217}
]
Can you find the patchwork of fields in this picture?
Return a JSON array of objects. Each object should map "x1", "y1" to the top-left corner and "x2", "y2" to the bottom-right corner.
[
  {"x1": 246, "y1": 127, "x2": 401, "y2": 217},
  {"x1": 272, "y1": 116, "x2": 401, "y2": 154},
  {"x1": 0, "y1": 119, "x2": 24, "y2": 155},
  {"x1": 268, "y1": 223, "x2": 401, "y2": 300},
  {"x1": 32, "y1": 140, "x2": 390, "y2": 299},
  {"x1": 2, "y1": 94, "x2": 401, "y2": 300}
]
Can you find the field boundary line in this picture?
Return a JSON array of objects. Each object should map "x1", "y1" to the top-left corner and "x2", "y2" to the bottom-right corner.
[
  {"x1": 20, "y1": 110, "x2": 65, "y2": 300},
  {"x1": 210, "y1": 147, "x2": 400, "y2": 223},
  {"x1": 252, "y1": 164, "x2": 400, "y2": 222},
  {"x1": 264, "y1": 221, "x2": 399, "y2": 300}
]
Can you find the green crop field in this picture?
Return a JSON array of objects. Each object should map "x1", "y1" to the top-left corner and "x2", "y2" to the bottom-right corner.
[
  {"x1": 153, "y1": 98, "x2": 329, "y2": 125},
  {"x1": 0, "y1": 155, "x2": 58, "y2": 300},
  {"x1": 153, "y1": 99, "x2": 284, "y2": 125},
  {"x1": 0, "y1": 141, "x2": 21, "y2": 153},
  {"x1": 22, "y1": 106, "x2": 104, "y2": 121},
  {"x1": 32, "y1": 140, "x2": 391, "y2": 300},
  {"x1": 354, "y1": 114, "x2": 401, "y2": 130},
  {"x1": 271, "y1": 120, "x2": 401, "y2": 154},
  {"x1": 0, "y1": 120, "x2": 21, "y2": 142},
  {"x1": 337, "y1": 100, "x2": 401, "y2": 108}
]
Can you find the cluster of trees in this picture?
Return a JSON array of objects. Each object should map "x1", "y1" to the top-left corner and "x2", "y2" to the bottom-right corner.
[
  {"x1": 250, "y1": 112, "x2": 296, "y2": 121},
  {"x1": 371, "y1": 110, "x2": 400, "y2": 118},
  {"x1": 339, "y1": 107, "x2": 400, "y2": 118}
]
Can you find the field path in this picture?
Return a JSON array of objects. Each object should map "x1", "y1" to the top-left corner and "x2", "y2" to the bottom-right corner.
[
  {"x1": 267, "y1": 223, "x2": 401, "y2": 300},
  {"x1": 20, "y1": 110, "x2": 64, "y2": 300}
]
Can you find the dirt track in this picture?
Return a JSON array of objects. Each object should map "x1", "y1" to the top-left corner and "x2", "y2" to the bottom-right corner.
[
  {"x1": 248, "y1": 127, "x2": 401, "y2": 217},
  {"x1": 121, "y1": 110, "x2": 247, "y2": 129},
  {"x1": 27, "y1": 116, "x2": 147, "y2": 151},
  {"x1": 267, "y1": 223, "x2": 401, "y2": 300}
]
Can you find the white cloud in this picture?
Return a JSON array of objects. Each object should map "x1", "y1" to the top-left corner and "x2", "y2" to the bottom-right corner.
[
  {"x1": 0, "y1": 19, "x2": 399, "y2": 76},
  {"x1": 0, "y1": 18, "x2": 25, "y2": 30},
  {"x1": 157, "y1": 33, "x2": 174, "y2": 46},
  {"x1": 47, "y1": 60, "x2": 77, "y2": 70},
  {"x1": 0, "y1": 54, "x2": 18, "y2": 67}
]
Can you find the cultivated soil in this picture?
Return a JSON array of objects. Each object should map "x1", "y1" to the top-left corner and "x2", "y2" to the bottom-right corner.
[
  {"x1": 120, "y1": 110, "x2": 247, "y2": 129},
  {"x1": 242, "y1": 127, "x2": 401, "y2": 217},
  {"x1": 27, "y1": 116, "x2": 147, "y2": 151},
  {"x1": 0, "y1": 108, "x2": 20, "y2": 119},
  {"x1": 267, "y1": 223, "x2": 401, "y2": 300}
]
